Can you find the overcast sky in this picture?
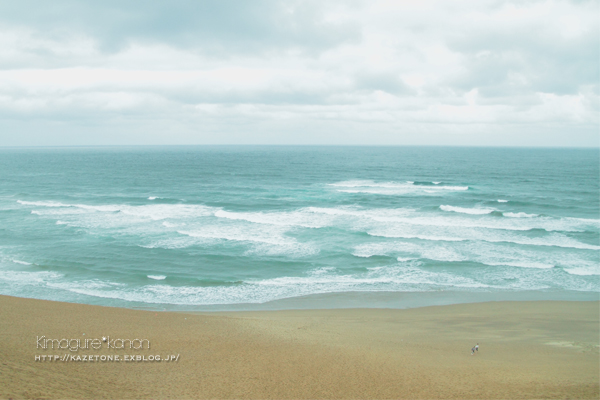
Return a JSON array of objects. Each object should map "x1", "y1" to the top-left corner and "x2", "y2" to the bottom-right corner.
[{"x1": 0, "y1": 0, "x2": 597, "y2": 147}]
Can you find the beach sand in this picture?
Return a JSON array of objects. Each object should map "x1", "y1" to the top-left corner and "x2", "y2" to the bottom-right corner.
[{"x1": 0, "y1": 295, "x2": 598, "y2": 399}]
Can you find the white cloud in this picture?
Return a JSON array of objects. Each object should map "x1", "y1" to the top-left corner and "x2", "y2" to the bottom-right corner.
[{"x1": 0, "y1": 0, "x2": 597, "y2": 146}]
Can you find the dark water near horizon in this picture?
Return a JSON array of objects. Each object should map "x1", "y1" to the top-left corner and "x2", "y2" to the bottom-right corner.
[{"x1": 0, "y1": 146, "x2": 598, "y2": 310}]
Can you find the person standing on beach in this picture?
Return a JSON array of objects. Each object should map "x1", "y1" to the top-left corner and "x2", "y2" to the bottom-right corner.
[
  {"x1": 475, "y1": 343, "x2": 479, "y2": 354},
  {"x1": 471, "y1": 346, "x2": 475, "y2": 355}
]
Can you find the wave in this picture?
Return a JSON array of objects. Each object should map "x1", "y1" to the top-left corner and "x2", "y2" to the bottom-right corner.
[
  {"x1": 328, "y1": 180, "x2": 468, "y2": 195},
  {"x1": 363, "y1": 209, "x2": 596, "y2": 233},
  {"x1": 19, "y1": 200, "x2": 217, "y2": 219},
  {"x1": 148, "y1": 197, "x2": 157, "y2": 200},
  {"x1": 353, "y1": 242, "x2": 466, "y2": 262},
  {"x1": 44, "y1": 265, "x2": 493, "y2": 305},
  {"x1": 161, "y1": 221, "x2": 180, "y2": 228},
  {"x1": 214, "y1": 209, "x2": 328, "y2": 229},
  {"x1": 440, "y1": 205, "x2": 495, "y2": 215},
  {"x1": 177, "y1": 227, "x2": 290, "y2": 246},
  {"x1": 0, "y1": 270, "x2": 63, "y2": 283},
  {"x1": 21, "y1": 198, "x2": 597, "y2": 258},
  {"x1": 563, "y1": 267, "x2": 600, "y2": 276},
  {"x1": 353, "y1": 241, "x2": 598, "y2": 272},
  {"x1": 11, "y1": 259, "x2": 32, "y2": 265},
  {"x1": 18, "y1": 258, "x2": 598, "y2": 307},
  {"x1": 18, "y1": 200, "x2": 68, "y2": 207},
  {"x1": 0, "y1": 259, "x2": 596, "y2": 307},
  {"x1": 397, "y1": 257, "x2": 418, "y2": 262},
  {"x1": 21, "y1": 201, "x2": 218, "y2": 233},
  {"x1": 504, "y1": 212, "x2": 538, "y2": 218},
  {"x1": 367, "y1": 226, "x2": 600, "y2": 250},
  {"x1": 497, "y1": 199, "x2": 509, "y2": 203},
  {"x1": 368, "y1": 231, "x2": 467, "y2": 242},
  {"x1": 22, "y1": 198, "x2": 597, "y2": 236},
  {"x1": 175, "y1": 225, "x2": 318, "y2": 257}
]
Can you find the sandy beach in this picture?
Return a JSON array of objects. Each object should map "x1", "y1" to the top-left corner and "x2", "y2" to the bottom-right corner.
[{"x1": 0, "y1": 295, "x2": 597, "y2": 399}]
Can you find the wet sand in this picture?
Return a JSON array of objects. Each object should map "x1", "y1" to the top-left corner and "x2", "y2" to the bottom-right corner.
[{"x1": 0, "y1": 295, "x2": 598, "y2": 399}]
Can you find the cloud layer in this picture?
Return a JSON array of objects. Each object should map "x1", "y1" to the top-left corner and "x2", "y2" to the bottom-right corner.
[{"x1": 0, "y1": 0, "x2": 597, "y2": 146}]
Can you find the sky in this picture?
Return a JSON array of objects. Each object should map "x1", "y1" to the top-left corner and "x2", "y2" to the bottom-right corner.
[{"x1": 0, "y1": 0, "x2": 598, "y2": 147}]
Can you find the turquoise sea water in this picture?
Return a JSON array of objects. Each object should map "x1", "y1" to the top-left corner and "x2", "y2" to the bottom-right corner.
[{"x1": 0, "y1": 146, "x2": 598, "y2": 310}]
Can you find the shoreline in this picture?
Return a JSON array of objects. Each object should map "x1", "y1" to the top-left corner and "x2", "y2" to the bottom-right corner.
[
  {"x1": 1, "y1": 294, "x2": 598, "y2": 399},
  {"x1": 2, "y1": 288, "x2": 597, "y2": 312}
]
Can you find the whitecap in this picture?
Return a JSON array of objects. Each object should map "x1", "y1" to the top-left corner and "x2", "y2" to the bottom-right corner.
[
  {"x1": 397, "y1": 257, "x2": 418, "y2": 262},
  {"x1": 504, "y1": 212, "x2": 538, "y2": 218},
  {"x1": 215, "y1": 209, "x2": 328, "y2": 229},
  {"x1": 18, "y1": 200, "x2": 68, "y2": 207},
  {"x1": 440, "y1": 205, "x2": 495, "y2": 215},
  {"x1": 147, "y1": 275, "x2": 166, "y2": 280},
  {"x1": 563, "y1": 267, "x2": 600, "y2": 276},
  {"x1": 329, "y1": 180, "x2": 468, "y2": 196}
]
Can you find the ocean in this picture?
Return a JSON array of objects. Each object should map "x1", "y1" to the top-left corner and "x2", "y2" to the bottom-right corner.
[{"x1": 0, "y1": 146, "x2": 598, "y2": 310}]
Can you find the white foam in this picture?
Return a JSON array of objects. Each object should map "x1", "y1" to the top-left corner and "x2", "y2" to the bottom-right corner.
[
  {"x1": 309, "y1": 267, "x2": 337, "y2": 276},
  {"x1": 368, "y1": 223, "x2": 600, "y2": 250},
  {"x1": 356, "y1": 239, "x2": 599, "y2": 272},
  {"x1": 162, "y1": 221, "x2": 179, "y2": 228},
  {"x1": 563, "y1": 267, "x2": 600, "y2": 276},
  {"x1": 483, "y1": 261, "x2": 555, "y2": 269},
  {"x1": 368, "y1": 230, "x2": 466, "y2": 242},
  {"x1": 354, "y1": 241, "x2": 466, "y2": 263},
  {"x1": 432, "y1": 182, "x2": 441, "y2": 185},
  {"x1": 497, "y1": 199, "x2": 509, "y2": 203},
  {"x1": 9, "y1": 262, "x2": 501, "y2": 306},
  {"x1": 148, "y1": 197, "x2": 157, "y2": 200},
  {"x1": 397, "y1": 257, "x2": 418, "y2": 262},
  {"x1": 215, "y1": 209, "x2": 329, "y2": 229},
  {"x1": 138, "y1": 236, "x2": 197, "y2": 250},
  {"x1": 18, "y1": 200, "x2": 68, "y2": 207},
  {"x1": 20, "y1": 200, "x2": 217, "y2": 220},
  {"x1": 0, "y1": 270, "x2": 63, "y2": 283},
  {"x1": 11, "y1": 259, "x2": 31, "y2": 265},
  {"x1": 329, "y1": 180, "x2": 468, "y2": 196},
  {"x1": 504, "y1": 212, "x2": 538, "y2": 218},
  {"x1": 178, "y1": 226, "x2": 289, "y2": 246},
  {"x1": 21, "y1": 198, "x2": 597, "y2": 260},
  {"x1": 352, "y1": 242, "x2": 405, "y2": 258},
  {"x1": 440, "y1": 205, "x2": 495, "y2": 215},
  {"x1": 0, "y1": 256, "x2": 595, "y2": 306},
  {"x1": 364, "y1": 212, "x2": 530, "y2": 232},
  {"x1": 47, "y1": 279, "x2": 126, "y2": 292},
  {"x1": 176, "y1": 222, "x2": 318, "y2": 257},
  {"x1": 24, "y1": 201, "x2": 219, "y2": 236}
]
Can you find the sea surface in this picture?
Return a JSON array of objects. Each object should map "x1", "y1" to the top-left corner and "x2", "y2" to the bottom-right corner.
[{"x1": 0, "y1": 146, "x2": 598, "y2": 310}]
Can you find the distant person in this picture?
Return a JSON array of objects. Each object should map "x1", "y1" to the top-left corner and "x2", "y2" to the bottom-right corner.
[
  {"x1": 471, "y1": 346, "x2": 475, "y2": 355},
  {"x1": 475, "y1": 343, "x2": 479, "y2": 353}
]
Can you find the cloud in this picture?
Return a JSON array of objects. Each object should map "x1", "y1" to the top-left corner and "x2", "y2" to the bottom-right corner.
[
  {"x1": 444, "y1": 1, "x2": 599, "y2": 97},
  {"x1": 0, "y1": 0, "x2": 597, "y2": 146},
  {"x1": 0, "y1": 0, "x2": 360, "y2": 56}
]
